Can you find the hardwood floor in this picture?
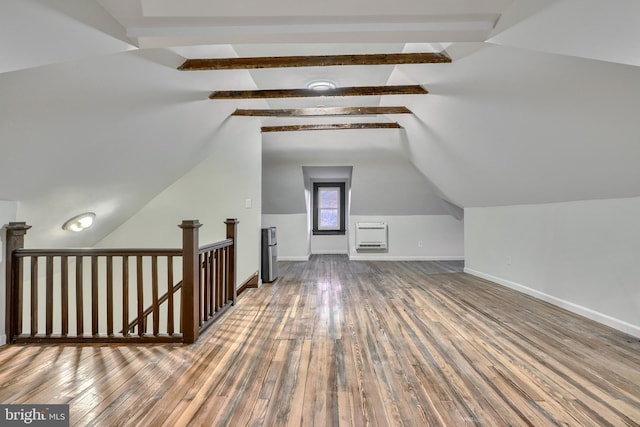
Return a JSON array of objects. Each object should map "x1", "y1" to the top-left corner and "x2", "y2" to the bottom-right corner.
[{"x1": 1, "y1": 255, "x2": 639, "y2": 426}]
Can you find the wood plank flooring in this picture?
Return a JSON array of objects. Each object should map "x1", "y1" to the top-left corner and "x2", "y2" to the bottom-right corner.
[{"x1": 1, "y1": 255, "x2": 639, "y2": 426}]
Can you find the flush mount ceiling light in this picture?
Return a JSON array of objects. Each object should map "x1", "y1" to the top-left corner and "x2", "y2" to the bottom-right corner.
[
  {"x1": 62, "y1": 212, "x2": 96, "y2": 232},
  {"x1": 307, "y1": 80, "x2": 336, "y2": 91}
]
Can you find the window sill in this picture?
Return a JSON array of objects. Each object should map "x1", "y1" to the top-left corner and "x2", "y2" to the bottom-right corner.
[{"x1": 312, "y1": 230, "x2": 346, "y2": 236}]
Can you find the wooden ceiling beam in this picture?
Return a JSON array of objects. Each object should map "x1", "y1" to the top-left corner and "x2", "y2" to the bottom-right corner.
[
  {"x1": 261, "y1": 123, "x2": 402, "y2": 132},
  {"x1": 210, "y1": 85, "x2": 427, "y2": 99},
  {"x1": 180, "y1": 52, "x2": 450, "y2": 70},
  {"x1": 232, "y1": 106, "x2": 413, "y2": 117}
]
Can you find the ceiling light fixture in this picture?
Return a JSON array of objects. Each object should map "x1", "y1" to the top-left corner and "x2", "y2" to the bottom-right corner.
[
  {"x1": 307, "y1": 80, "x2": 336, "y2": 91},
  {"x1": 62, "y1": 212, "x2": 96, "y2": 232}
]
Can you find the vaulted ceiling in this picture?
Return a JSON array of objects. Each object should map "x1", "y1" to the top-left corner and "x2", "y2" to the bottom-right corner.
[{"x1": 1, "y1": 0, "x2": 640, "y2": 247}]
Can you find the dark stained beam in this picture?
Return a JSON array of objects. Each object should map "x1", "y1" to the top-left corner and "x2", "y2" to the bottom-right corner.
[
  {"x1": 210, "y1": 85, "x2": 427, "y2": 100},
  {"x1": 261, "y1": 123, "x2": 402, "y2": 132},
  {"x1": 179, "y1": 52, "x2": 451, "y2": 70},
  {"x1": 232, "y1": 106, "x2": 413, "y2": 117}
]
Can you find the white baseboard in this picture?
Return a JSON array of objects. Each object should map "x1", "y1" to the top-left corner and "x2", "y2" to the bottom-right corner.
[
  {"x1": 278, "y1": 254, "x2": 465, "y2": 262},
  {"x1": 277, "y1": 256, "x2": 309, "y2": 262},
  {"x1": 0, "y1": 334, "x2": 6, "y2": 346},
  {"x1": 350, "y1": 255, "x2": 465, "y2": 261},
  {"x1": 464, "y1": 268, "x2": 640, "y2": 339},
  {"x1": 311, "y1": 250, "x2": 349, "y2": 255}
]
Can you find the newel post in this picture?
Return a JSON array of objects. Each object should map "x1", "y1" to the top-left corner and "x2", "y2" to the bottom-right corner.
[
  {"x1": 225, "y1": 218, "x2": 239, "y2": 305},
  {"x1": 179, "y1": 220, "x2": 202, "y2": 344},
  {"x1": 4, "y1": 222, "x2": 31, "y2": 344}
]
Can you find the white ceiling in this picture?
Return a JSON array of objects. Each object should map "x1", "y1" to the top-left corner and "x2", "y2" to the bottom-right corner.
[
  {"x1": 1, "y1": 0, "x2": 640, "y2": 247},
  {"x1": 98, "y1": 0, "x2": 509, "y2": 47}
]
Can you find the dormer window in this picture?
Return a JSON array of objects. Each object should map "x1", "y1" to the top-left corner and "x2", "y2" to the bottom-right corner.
[{"x1": 312, "y1": 182, "x2": 346, "y2": 235}]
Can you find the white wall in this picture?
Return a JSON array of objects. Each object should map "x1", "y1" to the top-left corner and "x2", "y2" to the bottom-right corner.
[
  {"x1": 262, "y1": 214, "x2": 309, "y2": 261},
  {"x1": 311, "y1": 234, "x2": 348, "y2": 255},
  {"x1": 262, "y1": 213, "x2": 464, "y2": 261},
  {"x1": 464, "y1": 196, "x2": 640, "y2": 338},
  {"x1": 350, "y1": 215, "x2": 464, "y2": 260},
  {"x1": 260, "y1": 215, "x2": 350, "y2": 259},
  {"x1": 0, "y1": 201, "x2": 18, "y2": 345},
  {"x1": 98, "y1": 118, "x2": 263, "y2": 287}
]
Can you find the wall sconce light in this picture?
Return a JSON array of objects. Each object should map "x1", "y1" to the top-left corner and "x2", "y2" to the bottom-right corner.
[{"x1": 62, "y1": 212, "x2": 96, "y2": 232}]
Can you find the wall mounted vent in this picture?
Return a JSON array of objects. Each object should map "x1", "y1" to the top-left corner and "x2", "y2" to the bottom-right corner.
[{"x1": 355, "y1": 222, "x2": 388, "y2": 249}]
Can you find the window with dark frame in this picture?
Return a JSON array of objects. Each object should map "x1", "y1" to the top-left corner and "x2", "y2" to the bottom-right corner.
[{"x1": 312, "y1": 182, "x2": 346, "y2": 235}]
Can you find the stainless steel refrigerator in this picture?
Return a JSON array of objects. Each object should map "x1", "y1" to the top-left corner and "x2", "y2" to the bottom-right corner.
[{"x1": 261, "y1": 227, "x2": 278, "y2": 282}]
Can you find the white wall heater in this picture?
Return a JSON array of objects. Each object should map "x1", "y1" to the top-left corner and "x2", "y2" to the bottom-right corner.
[{"x1": 355, "y1": 222, "x2": 388, "y2": 249}]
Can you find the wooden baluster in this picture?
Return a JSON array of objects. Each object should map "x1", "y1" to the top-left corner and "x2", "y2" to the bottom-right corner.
[
  {"x1": 61, "y1": 256, "x2": 69, "y2": 336},
  {"x1": 225, "y1": 250, "x2": 230, "y2": 305},
  {"x1": 106, "y1": 256, "x2": 114, "y2": 337},
  {"x1": 152, "y1": 256, "x2": 159, "y2": 336},
  {"x1": 30, "y1": 256, "x2": 38, "y2": 336},
  {"x1": 45, "y1": 256, "x2": 54, "y2": 336},
  {"x1": 202, "y1": 252, "x2": 209, "y2": 321},
  {"x1": 208, "y1": 251, "x2": 215, "y2": 315},
  {"x1": 212, "y1": 250, "x2": 217, "y2": 311},
  {"x1": 167, "y1": 256, "x2": 174, "y2": 335},
  {"x1": 91, "y1": 255, "x2": 99, "y2": 337},
  {"x1": 122, "y1": 256, "x2": 129, "y2": 337},
  {"x1": 16, "y1": 257, "x2": 24, "y2": 337},
  {"x1": 225, "y1": 219, "x2": 239, "y2": 305},
  {"x1": 76, "y1": 256, "x2": 84, "y2": 336},
  {"x1": 180, "y1": 220, "x2": 202, "y2": 344},
  {"x1": 216, "y1": 249, "x2": 223, "y2": 310},
  {"x1": 4, "y1": 222, "x2": 31, "y2": 343},
  {"x1": 224, "y1": 248, "x2": 231, "y2": 306},
  {"x1": 136, "y1": 256, "x2": 144, "y2": 336}
]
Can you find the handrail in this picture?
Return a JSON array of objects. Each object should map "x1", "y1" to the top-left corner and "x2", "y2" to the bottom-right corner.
[
  {"x1": 199, "y1": 238, "x2": 233, "y2": 253},
  {"x1": 14, "y1": 248, "x2": 182, "y2": 257}
]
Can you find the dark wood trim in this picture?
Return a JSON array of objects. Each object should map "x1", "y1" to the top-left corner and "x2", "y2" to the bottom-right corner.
[
  {"x1": 232, "y1": 106, "x2": 412, "y2": 117},
  {"x1": 4, "y1": 222, "x2": 31, "y2": 344},
  {"x1": 225, "y1": 219, "x2": 239, "y2": 305},
  {"x1": 13, "y1": 334, "x2": 183, "y2": 344},
  {"x1": 313, "y1": 182, "x2": 346, "y2": 235},
  {"x1": 179, "y1": 52, "x2": 451, "y2": 71},
  {"x1": 14, "y1": 248, "x2": 182, "y2": 257},
  {"x1": 261, "y1": 123, "x2": 402, "y2": 133},
  {"x1": 199, "y1": 239, "x2": 233, "y2": 253},
  {"x1": 237, "y1": 271, "x2": 260, "y2": 297},
  {"x1": 210, "y1": 85, "x2": 427, "y2": 100},
  {"x1": 179, "y1": 220, "x2": 202, "y2": 344}
]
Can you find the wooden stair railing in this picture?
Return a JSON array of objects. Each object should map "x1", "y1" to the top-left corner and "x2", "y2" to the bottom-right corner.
[
  {"x1": 4, "y1": 219, "x2": 239, "y2": 344},
  {"x1": 124, "y1": 238, "x2": 237, "y2": 336}
]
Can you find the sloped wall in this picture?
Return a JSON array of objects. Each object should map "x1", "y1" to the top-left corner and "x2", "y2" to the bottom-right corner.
[
  {"x1": 97, "y1": 118, "x2": 262, "y2": 286},
  {"x1": 465, "y1": 196, "x2": 640, "y2": 338}
]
